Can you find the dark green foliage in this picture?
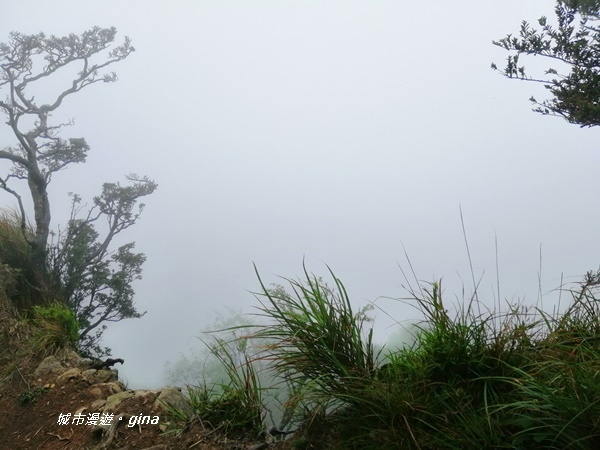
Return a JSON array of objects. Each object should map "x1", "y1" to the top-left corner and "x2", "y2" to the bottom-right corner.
[
  {"x1": 562, "y1": 0, "x2": 600, "y2": 16},
  {"x1": 49, "y1": 178, "x2": 156, "y2": 356},
  {"x1": 493, "y1": 2, "x2": 600, "y2": 127},
  {"x1": 19, "y1": 386, "x2": 48, "y2": 405}
]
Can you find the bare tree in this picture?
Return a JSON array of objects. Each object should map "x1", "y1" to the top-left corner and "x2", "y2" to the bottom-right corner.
[
  {"x1": 0, "y1": 28, "x2": 156, "y2": 355},
  {"x1": 0, "y1": 27, "x2": 134, "y2": 267}
]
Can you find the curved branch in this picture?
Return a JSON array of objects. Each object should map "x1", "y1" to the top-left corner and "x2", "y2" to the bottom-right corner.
[{"x1": 0, "y1": 149, "x2": 30, "y2": 168}]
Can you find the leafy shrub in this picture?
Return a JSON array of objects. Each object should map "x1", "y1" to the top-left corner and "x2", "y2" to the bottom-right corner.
[{"x1": 19, "y1": 386, "x2": 48, "y2": 405}]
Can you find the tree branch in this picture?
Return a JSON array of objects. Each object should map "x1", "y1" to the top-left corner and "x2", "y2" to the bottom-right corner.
[{"x1": 0, "y1": 149, "x2": 30, "y2": 168}]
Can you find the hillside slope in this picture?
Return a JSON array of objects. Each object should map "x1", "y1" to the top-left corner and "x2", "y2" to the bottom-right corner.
[{"x1": 0, "y1": 266, "x2": 286, "y2": 450}]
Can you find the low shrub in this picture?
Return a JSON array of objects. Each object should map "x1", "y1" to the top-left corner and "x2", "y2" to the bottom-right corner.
[{"x1": 19, "y1": 386, "x2": 48, "y2": 405}]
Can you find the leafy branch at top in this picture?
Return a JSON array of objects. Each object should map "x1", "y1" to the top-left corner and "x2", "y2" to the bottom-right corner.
[{"x1": 492, "y1": 2, "x2": 600, "y2": 127}]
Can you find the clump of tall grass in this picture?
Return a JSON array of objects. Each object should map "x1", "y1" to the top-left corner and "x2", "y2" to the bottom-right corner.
[
  {"x1": 253, "y1": 264, "x2": 378, "y2": 404},
  {"x1": 28, "y1": 301, "x2": 80, "y2": 357},
  {"x1": 0, "y1": 208, "x2": 59, "y2": 309},
  {"x1": 252, "y1": 264, "x2": 600, "y2": 449},
  {"x1": 492, "y1": 270, "x2": 600, "y2": 449},
  {"x1": 167, "y1": 336, "x2": 265, "y2": 437},
  {"x1": 0, "y1": 208, "x2": 32, "y2": 266},
  {"x1": 252, "y1": 263, "x2": 380, "y2": 446},
  {"x1": 0, "y1": 209, "x2": 37, "y2": 308}
]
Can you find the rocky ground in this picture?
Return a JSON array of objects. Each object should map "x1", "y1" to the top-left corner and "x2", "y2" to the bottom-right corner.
[
  {"x1": 0, "y1": 348, "x2": 282, "y2": 449},
  {"x1": 0, "y1": 266, "x2": 304, "y2": 450},
  {"x1": 0, "y1": 348, "x2": 293, "y2": 450}
]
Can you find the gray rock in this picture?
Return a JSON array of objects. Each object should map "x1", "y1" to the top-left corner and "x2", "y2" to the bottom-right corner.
[
  {"x1": 89, "y1": 381, "x2": 126, "y2": 399},
  {"x1": 153, "y1": 387, "x2": 191, "y2": 415},
  {"x1": 104, "y1": 390, "x2": 136, "y2": 411},
  {"x1": 33, "y1": 356, "x2": 66, "y2": 378},
  {"x1": 56, "y1": 367, "x2": 85, "y2": 384}
]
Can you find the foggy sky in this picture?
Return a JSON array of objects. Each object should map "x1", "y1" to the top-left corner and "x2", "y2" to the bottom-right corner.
[{"x1": 1, "y1": 0, "x2": 599, "y2": 388}]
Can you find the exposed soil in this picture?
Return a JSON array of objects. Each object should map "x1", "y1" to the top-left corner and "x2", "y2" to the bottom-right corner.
[
  {"x1": 0, "y1": 296, "x2": 293, "y2": 450},
  {"x1": 0, "y1": 358, "x2": 290, "y2": 450}
]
